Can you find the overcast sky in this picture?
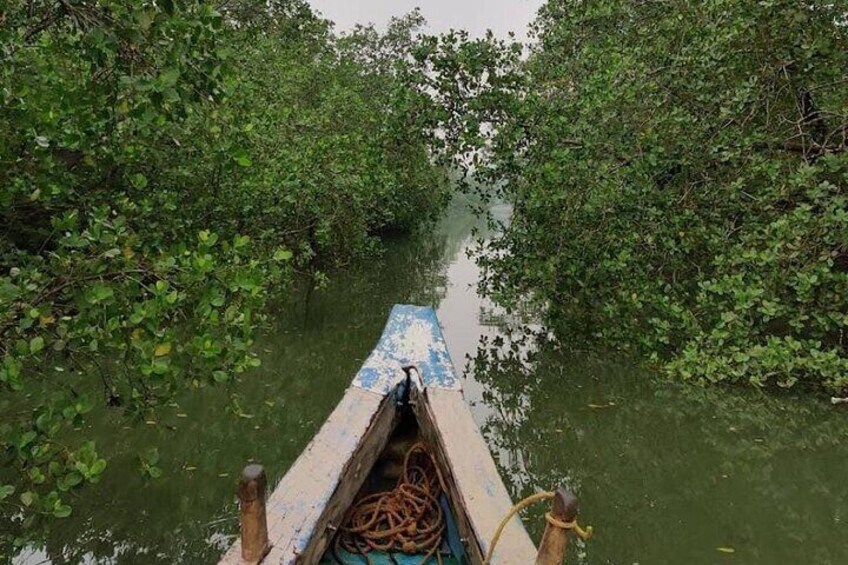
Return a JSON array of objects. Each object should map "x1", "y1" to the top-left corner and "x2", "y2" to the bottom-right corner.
[{"x1": 308, "y1": 0, "x2": 544, "y2": 42}]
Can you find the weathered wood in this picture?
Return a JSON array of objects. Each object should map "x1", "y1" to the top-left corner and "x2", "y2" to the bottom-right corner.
[
  {"x1": 354, "y1": 305, "x2": 461, "y2": 394},
  {"x1": 218, "y1": 304, "x2": 539, "y2": 565},
  {"x1": 276, "y1": 390, "x2": 398, "y2": 564},
  {"x1": 218, "y1": 387, "x2": 397, "y2": 565},
  {"x1": 535, "y1": 489, "x2": 578, "y2": 565},
  {"x1": 238, "y1": 465, "x2": 270, "y2": 564},
  {"x1": 414, "y1": 387, "x2": 537, "y2": 564}
]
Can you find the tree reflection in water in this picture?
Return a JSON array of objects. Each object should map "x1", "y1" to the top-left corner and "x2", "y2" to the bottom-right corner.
[
  {"x1": 469, "y1": 326, "x2": 848, "y2": 564},
  {"x1": 6, "y1": 225, "x2": 455, "y2": 564}
]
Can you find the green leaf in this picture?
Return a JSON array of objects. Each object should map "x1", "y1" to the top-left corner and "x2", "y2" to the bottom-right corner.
[
  {"x1": 53, "y1": 503, "x2": 72, "y2": 518},
  {"x1": 19, "y1": 431, "x2": 37, "y2": 448},
  {"x1": 160, "y1": 68, "x2": 180, "y2": 87},
  {"x1": 29, "y1": 336, "x2": 45, "y2": 354},
  {"x1": 142, "y1": 447, "x2": 160, "y2": 465},
  {"x1": 131, "y1": 173, "x2": 148, "y2": 189},
  {"x1": 273, "y1": 248, "x2": 293, "y2": 261},
  {"x1": 64, "y1": 472, "x2": 83, "y2": 489},
  {"x1": 89, "y1": 285, "x2": 114, "y2": 304},
  {"x1": 20, "y1": 491, "x2": 35, "y2": 507},
  {"x1": 0, "y1": 485, "x2": 14, "y2": 501},
  {"x1": 75, "y1": 395, "x2": 94, "y2": 414},
  {"x1": 233, "y1": 149, "x2": 252, "y2": 167},
  {"x1": 89, "y1": 459, "x2": 107, "y2": 476}
]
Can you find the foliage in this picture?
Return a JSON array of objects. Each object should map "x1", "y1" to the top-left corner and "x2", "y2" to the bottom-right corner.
[
  {"x1": 0, "y1": 0, "x2": 446, "y2": 549},
  {"x1": 218, "y1": 8, "x2": 448, "y2": 266},
  {"x1": 417, "y1": 0, "x2": 848, "y2": 393}
]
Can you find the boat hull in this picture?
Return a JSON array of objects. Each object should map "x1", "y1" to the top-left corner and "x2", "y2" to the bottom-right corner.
[{"x1": 218, "y1": 305, "x2": 535, "y2": 564}]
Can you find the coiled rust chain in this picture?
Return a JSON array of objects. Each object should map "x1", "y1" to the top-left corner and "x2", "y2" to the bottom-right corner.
[{"x1": 334, "y1": 442, "x2": 448, "y2": 565}]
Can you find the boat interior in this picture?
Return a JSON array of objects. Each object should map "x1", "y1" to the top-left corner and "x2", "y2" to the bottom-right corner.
[{"x1": 319, "y1": 385, "x2": 469, "y2": 565}]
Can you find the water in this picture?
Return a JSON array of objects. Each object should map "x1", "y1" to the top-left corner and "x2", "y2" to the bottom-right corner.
[{"x1": 11, "y1": 198, "x2": 848, "y2": 564}]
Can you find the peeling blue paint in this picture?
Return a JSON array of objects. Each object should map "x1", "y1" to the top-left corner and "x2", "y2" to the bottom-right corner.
[{"x1": 353, "y1": 305, "x2": 460, "y2": 394}]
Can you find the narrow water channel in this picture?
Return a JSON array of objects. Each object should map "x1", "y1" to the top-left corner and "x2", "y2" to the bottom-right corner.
[{"x1": 14, "y1": 198, "x2": 848, "y2": 564}]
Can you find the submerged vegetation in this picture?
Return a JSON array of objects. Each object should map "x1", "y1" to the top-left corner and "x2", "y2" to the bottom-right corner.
[
  {"x1": 419, "y1": 0, "x2": 848, "y2": 394},
  {"x1": 0, "y1": 0, "x2": 446, "y2": 548}
]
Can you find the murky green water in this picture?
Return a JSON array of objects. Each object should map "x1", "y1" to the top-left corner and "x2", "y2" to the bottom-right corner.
[{"x1": 13, "y1": 199, "x2": 848, "y2": 564}]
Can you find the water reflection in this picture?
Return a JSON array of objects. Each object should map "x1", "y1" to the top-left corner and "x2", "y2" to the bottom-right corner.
[
  {"x1": 9, "y1": 197, "x2": 475, "y2": 564},
  {"x1": 471, "y1": 333, "x2": 848, "y2": 564},
  {"x1": 10, "y1": 197, "x2": 848, "y2": 564}
]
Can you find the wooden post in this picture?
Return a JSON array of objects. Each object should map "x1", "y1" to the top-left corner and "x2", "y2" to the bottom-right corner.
[
  {"x1": 238, "y1": 464, "x2": 270, "y2": 564},
  {"x1": 535, "y1": 488, "x2": 578, "y2": 565}
]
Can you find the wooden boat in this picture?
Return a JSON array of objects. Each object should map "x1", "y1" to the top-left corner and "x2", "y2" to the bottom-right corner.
[{"x1": 219, "y1": 305, "x2": 584, "y2": 565}]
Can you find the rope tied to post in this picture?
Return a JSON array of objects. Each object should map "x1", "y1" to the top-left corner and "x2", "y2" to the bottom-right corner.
[
  {"x1": 544, "y1": 511, "x2": 593, "y2": 540},
  {"x1": 483, "y1": 490, "x2": 593, "y2": 565}
]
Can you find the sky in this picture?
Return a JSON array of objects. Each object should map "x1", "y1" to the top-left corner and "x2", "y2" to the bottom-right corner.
[{"x1": 307, "y1": 0, "x2": 545, "y2": 42}]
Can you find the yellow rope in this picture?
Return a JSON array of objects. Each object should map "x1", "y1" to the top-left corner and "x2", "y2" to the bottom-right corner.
[
  {"x1": 483, "y1": 491, "x2": 593, "y2": 564},
  {"x1": 544, "y1": 512, "x2": 594, "y2": 540}
]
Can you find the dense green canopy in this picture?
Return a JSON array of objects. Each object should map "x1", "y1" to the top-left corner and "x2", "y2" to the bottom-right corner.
[
  {"x1": 3, "y1": 0, "x2": 847, "y2": 556},
  {"x1": 0, "y1": 0, "x2": 446, "y2": 548},
  {"x1": 419, "y1": 0, "x2": 848, "y2": 393}
]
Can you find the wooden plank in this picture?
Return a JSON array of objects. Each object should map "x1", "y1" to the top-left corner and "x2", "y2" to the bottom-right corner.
[
  {"x1": 218, "y1": 387, "x2": 397, "y2": 565},
  {"x1": 415, "y1": 387, "x2": 537, "y2": 565}
]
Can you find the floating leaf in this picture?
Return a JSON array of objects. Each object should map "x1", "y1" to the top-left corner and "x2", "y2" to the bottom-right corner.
[{"x1": 154, "y1": 343, "x2": 172, "y2": 357}]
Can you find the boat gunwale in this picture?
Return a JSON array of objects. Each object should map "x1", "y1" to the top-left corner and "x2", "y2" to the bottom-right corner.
[
  {"x1": 217, "y1": 305, "x2": 535, "y2": 564},
  {"x1": 218, "y1": 387, "x2": 398, "y2": 565}
]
